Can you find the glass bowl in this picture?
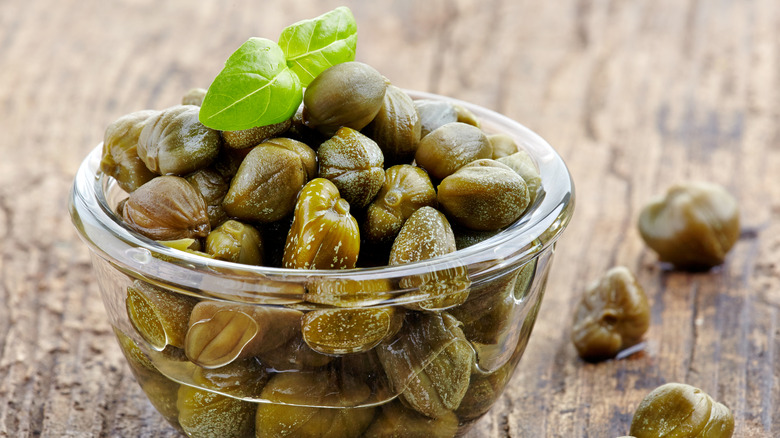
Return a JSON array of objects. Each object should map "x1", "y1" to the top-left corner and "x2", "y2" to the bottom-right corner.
[{"x1": 69, "y1": 91, "x2": 574, "y2": 437}]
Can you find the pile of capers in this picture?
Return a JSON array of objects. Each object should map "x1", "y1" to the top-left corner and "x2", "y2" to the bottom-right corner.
[{"x1": 102, "y1": 61, "x2": 543, "y2": 437}]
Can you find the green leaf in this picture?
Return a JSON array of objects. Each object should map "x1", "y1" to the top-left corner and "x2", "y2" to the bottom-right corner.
[
  {"x1": 279, "y1": 6, "x2": 357, "y2": 87},
  {"x1": 199, "y1": 37, "x2": 302, "y2": 131}
]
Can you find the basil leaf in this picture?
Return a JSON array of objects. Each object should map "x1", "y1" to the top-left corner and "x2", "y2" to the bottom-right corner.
[
  {"x1": 279, "y1": 6, "x2": 357, "y2": 87},
  {"x1": 199, "y1": 37, "x2": 302, "y2": 131}
]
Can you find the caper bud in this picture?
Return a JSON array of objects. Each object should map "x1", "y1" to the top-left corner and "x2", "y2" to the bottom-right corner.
[
  {"x1": 307, "y1": 277, "x2": 393, "y2": 307},
  {"x1": 256, "y1": 333, "x2": 333, "y2": 371},
  {"x1": 181, "y1": 87, "x2": 207, "y2": 106},
  {"x1": 453, "y1": 103, "x2": 480, "y2": 128},
  {"x1": 318, "y1": 127, "x2": 385, "y2": 208},
  {"x1": 177, "y1": 379, "x2": 257, "y2": 438},
  {"x1": 363, "y1": 401, "x2": 459, "y2": 438},
  {"x1": 101, "y1": 109, "x2": 159, "y2": 193},
  {"x1": 263, "y1": 137, "x2": 318, "y2": 181},
  {"x1": 122, "y1": 175, "x2": 211, "y2": 241},
  {"x1": 389, "y1": 206, "x2": 470, "y2": 310},
  {"x1": 221, "y1": 118, "x2": 293, "y2": 149},
  {"x1": 376, "y1": 312, "x2": 474, "y2": 419},
  {"x1": 630, "y1": 383, "x2": 734, "y2": 438},
  {"x1": 137, "y1": 105, "x2": 221, "y2": 175},
  {"x1": 488, "y1": 133, "x2": 519, "y2": 159},
  {"x1": 222, "y1": 143, "x2": 307, "y2": 223},
  {"x1": 125, "y1": 280, "x2": 198, "y2": 350},
  {"x1": 255, "y1": 370, "x2": 376, "y2": 437},
  {"x1": 205, "y1": 220, "x2": 264, "y2": 265},
  {"x1": 455, "y1": 363, "x2": 513, "y2": 422},
  {"x1": 414, "y1": 99, "x2": 458, "y2": 138},
  {"x1": 184, "y1": 300, "x2": 302, "y2": 368},
  {"x1": 303, "y1": 61, "x2": 388, "y2": 136},
  {"x1": 415, "y1": 122, "x2": 492, "y2": 180},
  {"x1": 497, "y1": 150, "x2": 542, "y2": 207},
  {"x1": 638, "y1": 182, "x2": 740, "y2": 270},
  {"x1": 571, "y1": 266, "x2": 650, "y2": 362},
  {"x1": 185, "y1": 168, "x2": 230, "y2": 228},
  {"x1": 438, "y1": 159, "x2": 529, "y2": 231},
  {"x1": 302, "y1": 307, "x2": 402, "y2": 355},
  {"x1": 283, "y1": 178, "x2": 360, "y2": 269},
  {"x1": 363, "y1": 164, "x2": 438, "y2": 246},
  {"x1": 363, "y1": 84, "x2": 422, "y2": 165}
]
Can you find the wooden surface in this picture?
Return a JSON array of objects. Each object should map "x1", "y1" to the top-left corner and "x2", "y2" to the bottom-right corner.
[{"x1": 1, "y1": 0, "x2": 778, "y2": 436}]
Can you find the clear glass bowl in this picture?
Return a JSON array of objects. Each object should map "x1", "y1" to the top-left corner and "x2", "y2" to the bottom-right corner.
[{"x1": 69, "y1": 91, "x2": 574, "y2": 437}]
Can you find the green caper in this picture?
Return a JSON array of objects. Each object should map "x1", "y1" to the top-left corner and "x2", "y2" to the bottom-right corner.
[
  {"x1": 205, "y1": 220, "x2": 264, "y2": 265},
  {"x1": 181, "y1": 87, "x2": 207, "y2": 106},
  {"x1": 630, "y1": 383, "x2": 734, "y2": 438},
  {"x1": 263, "y1": 137, "x2": 318, "y2": 181},
  {"x1": 453, "y1": 103, "x2": 480, "y2": 128},
  {"x1": 571, "y1": 266, "x2": 650, "y2": 362},
  {"x1": 455, "y1": 363, "x2": 513, "y2": 422},
  {"x1": 363, "y1": 401, "x2": 459, "y2": 438},
  {"x1": 185, "y1": 168, "x2": 230, "y2": 229},
  {"x1": 376, "y1": 312, "x2": 474, "y2": 419},
  {"x1": 138, "y1": 105, "x2": 221, "y2": 175},
  {"x1": 283, "y1": 178, "x2": 360, "y2": 269},
  {"x1": 303, "y1": 61, "x2": 388, "y2": 136},
  {"x1": 125, "y1": 280, "x2": 198, "y2": 350},
  {"x1": 221, "y1": 118, "x2": 292, "y2": 149},
  {"x1": 185, "y1": 300, "x2": 302, "y2": 368},
  {"x1": 638, "y1": 182, "x2": 740, "y2": 270},
  {"x1": 363, "y1": 84, "x2": 422, "y2": 165},
  {"x1": 363, "y1": 164, "x2": 438, "y2": 246},
  {"x1": 318, "y1": 127, "x2": 385, "y2": 208},
  {"x1": 222, "y1": 143, "x2": 307, "y2": 223},
  {"x1": 488, "y1": 133, "x2": 519, "y2": 159},
  {"x1": 302, "y1": 307, "x2": 402, "y2": 355},
  {"x1": 122, "y1": 175, "x2": 211, "y2": 241},
  {"x1": 389, "y1": 206, "x2": 470, "y2": 310},
  {"x1": 437, "y1": 159, "x2": 529, "y2": 231},
  {"x1": 414, "y1": 122, "x2": 493, "y2": 180},
  {"x1": 177, "y1": 382, "x2": 257, "y2": 438},
  {"x1": 256, "y1": 333, "x2": 333, "y2": 371},
  {"x1": 497, "y1": 150, "x2": 542, "y2": 207},
  {"x1": 306, "y1": 277, "x2": 393, "y2": 307},
  {"x1": 101, "y1": 109, "x2": 159, "y2": 192},
  {"x1": 414, "y1": 99, "x2": 458, "y2": 138},
  {"x1": 255, "y1": 371, "x2": 376, "y2": 437}
]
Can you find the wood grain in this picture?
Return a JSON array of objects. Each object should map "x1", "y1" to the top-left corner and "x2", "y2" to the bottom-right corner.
[{"x1": 0, "y1": 0, "x2": 777, "y2": 436}]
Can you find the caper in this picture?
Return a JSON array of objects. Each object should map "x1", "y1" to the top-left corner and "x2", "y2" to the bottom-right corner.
[
  {"x1": 571, "y1": 266, "x2": 650, "y2": 362},
  {"x1": 255, "y1": 370, "x2": 376, "y2": 437},
  {"x1": 122, "y1": 175, "x2": 211, "y2": 241},
  {"x1": 177, "y1": 380, "x2": 257, "y2": 438},
  {"x1": 638, "y1": 182, "x2": 740, "y2": 270},
  {"x1": 630, "y1": 383, "x2": 734, "y2": 438},
  {"x1": 455, "y1": 363, "x2": 513, "y2": 422},
  {"x1": 376, "y1": 312, "x2": 474, "y2": 419},
  {"x1": 222, "y1": 143, "x2": 307, "y2": 223},
  {"x1": 137, "y1": 105, "x2": 221, "y2": 175},
  {"x1": 125, "y1": 280, "x2": 198, "y2": 350},
  {"x1": 184, "y1": 300, "x2": 302, "y2": 368},
  {"x1": 190, "y1": 358, "x2": 269, "y2": 398},
  {"x1": 185, "y1": 168, "x2": 230, "y2": 228},
  {"x1": 363, "y1": 401, "x2": 459, "y2": 438},
  {"x1": 453, "y1": 103, "x2": 480, "y2": 128},
  {"x1": 317, "y1": 127, "x2": 385, "y2": 208},
  {"x1": 497, "y1": 150, "x2": 542, "y2": 207},
  {"x1": 181, "y1": 87, "x2": 207, "y2": 106},
  {"x1": 414, "y1": 99, "x2": 458, "y2": 138},
  {"x1": 256, "y1": 333, "x2": 333, "y2": 371},
  {"x1": 113, "y1": 327, "x2": 182, "y2": 430},
  {"x1": 306, "y1": 277, "x2": 393, "y2": 307},
  {"x1": 283, "y1": 178, "x2": 360, "y2": 269},
  {"x1": 389, "y1": 206, "x2": 469, "y2": 310},
  {"x1": 437, "y1": 159, "x2": 529, "y2": 231},
  {"x1": 303, "y1": 61, "x2": 388, "y2": 136},
  {"x1": 100, "y1": 109, "x2": 159, "y2": 193},
  {"x1": 363, "y1": 84, "x2": 422, "y2": 165},
  {"x1": 205, "y1": 220, "x2": 264, "y2": 265},
  {"x1": 414, "y1": 122, "x2": 492, "y2": 180},
  {"x1": 221, "y1": 118, "x2": 292, "y2": 149},
  {"x1": 263, "y1": 137, "x2": 318, "y2": 181},
  {"x1": 450, "y1": 259, "x2": 536, "y2": 345},
  {"x1": 302, "y1": 307, "x2": 401, "y2": 355},
  {"x1": 363, "y1": 164, "x2": 438, "y2": 246},
  {"x1": 488, "y1": 133, "x2": 519, "y2": 159}
]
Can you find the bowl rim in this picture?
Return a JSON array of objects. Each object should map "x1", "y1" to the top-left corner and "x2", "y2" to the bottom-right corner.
[{"x1": 70, "y1": 90, "x2": 574, "y2": 297}]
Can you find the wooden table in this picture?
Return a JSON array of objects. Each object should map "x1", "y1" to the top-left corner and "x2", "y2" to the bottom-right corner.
[{"x1": 1, "y1": 1, "x2": 777, "y2": 436}]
